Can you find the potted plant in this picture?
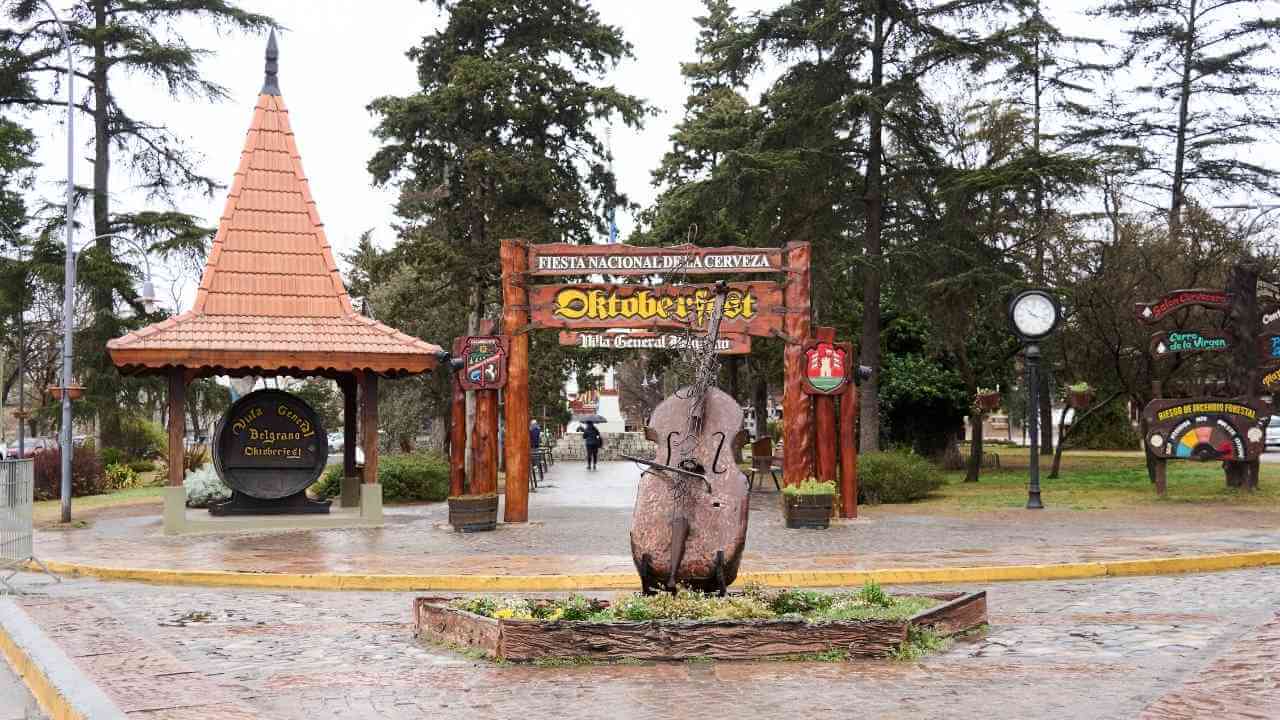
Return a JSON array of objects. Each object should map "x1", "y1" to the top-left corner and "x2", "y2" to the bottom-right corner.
[
  {"x1": 974, "y1": 387, "x2": 1001, "y2": 412},
  {"x1": 782, "y1": 479, "x2": 837, "y2": 529},
  {"x1": 448, "y1": 493, "x2": 499, "y2": 532},
  {"x1": 1067, "y1": 381, "x2": 1094, "y2": 410}
]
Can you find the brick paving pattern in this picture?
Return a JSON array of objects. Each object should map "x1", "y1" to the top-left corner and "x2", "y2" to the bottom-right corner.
[
  {"x1": 7, "y1": 568, "x2": 1280, "y2": 718},
  {"x1": 31, "y1": 461, "x2": 1280, "y2": 578}
]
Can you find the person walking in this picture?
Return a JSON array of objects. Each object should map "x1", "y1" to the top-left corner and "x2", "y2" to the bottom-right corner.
[
  {"x1": 581, "y1": 420, "x2": 602, "y2": 470},
  {"x1": 529, "y1": 419, "x2": 542, "y2": 453}
]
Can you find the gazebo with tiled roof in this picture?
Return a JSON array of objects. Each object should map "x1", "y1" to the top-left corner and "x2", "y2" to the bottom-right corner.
[{"x1": 109, "y1": 32, "x2": 442, "y2": 533}]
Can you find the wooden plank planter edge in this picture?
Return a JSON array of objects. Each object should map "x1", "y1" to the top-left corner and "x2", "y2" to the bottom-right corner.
[{"x1": 413, "y1": 590, "x2": 986, "y2": 662}]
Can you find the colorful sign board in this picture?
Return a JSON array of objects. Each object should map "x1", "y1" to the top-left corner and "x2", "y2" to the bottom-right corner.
[
  {"x1": 1149, "y1": 330, "x2": 1230, "y2": 358},
  {"x1": 528, "y1": 243, "x2": 784, "y2": 277},
  {"x1": 1259, "y1": 334, "x2": 1280, "y2": 365},
  {"x1": 214, "y1": 389, "x2": 328, "y2": 499},
  {"x1": 801, "y1": 340, "x2": 852, "y2": 395},
  {"x1": 1135, "y1": 289, "x2": 1230, "y2": 324},
  {"x1": 558, "y1": 330, "x2": 751, "y2": 355},
  {"x1": 529, "y1": 282, "x2": 784, "y2": 336},
  {"x1": 1263, "y1": 366, "x2": 1280, "y2": 389},
  {"x1": 456, "y1": 335, "x2": 510, "y2": 391},
  {"x1": 1142, "y1": 398, "x2": 1268, "y2": 462},
  {"x1": 1262, "y1": 305, "x2": 1280, "y2": 329}
]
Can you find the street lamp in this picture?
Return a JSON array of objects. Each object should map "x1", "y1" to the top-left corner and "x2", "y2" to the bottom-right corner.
[
  {"x1": 1215, "y1": 204, "x2": 1280, "y2": 247},
  {"x1": 78, "y1": 234, "x2": 159, "y2": 313}
]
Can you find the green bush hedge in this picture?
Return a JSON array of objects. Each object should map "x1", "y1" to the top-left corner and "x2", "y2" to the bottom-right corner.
[
  {"x1": 858, "y1": 450, "x2": 944, "y2": 504},
  {"x1": 310, "y1": 452, "x2": 450, "y2": 503}
]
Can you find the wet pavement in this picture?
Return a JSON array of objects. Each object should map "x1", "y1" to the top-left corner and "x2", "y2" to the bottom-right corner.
[
  {"x1": 30, "y1": 462, "x2": 1280, "y2": 578},
  {"x1": 0, "y1": 658, "x2": 43, "y2": 720},
  {"x1": 7, "y1": 568, "x2": 1280, "y2": 719}
]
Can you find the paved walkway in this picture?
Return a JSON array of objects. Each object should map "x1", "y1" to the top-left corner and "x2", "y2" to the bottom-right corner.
[
  {"x1": 7, "y1": 568, "x2": 1280, "y2": 718},
  {"x1": 0, "y1": 658, "x2": 43, "y2": 720},
  {"x1": 28, "y1": 462, "x2": 1280, "y2": 579}
]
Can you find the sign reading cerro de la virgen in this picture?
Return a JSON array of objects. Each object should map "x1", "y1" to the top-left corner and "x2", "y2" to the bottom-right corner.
[{"x1": 1149, "y1": 330, "x2": 1230, "y2": 358}]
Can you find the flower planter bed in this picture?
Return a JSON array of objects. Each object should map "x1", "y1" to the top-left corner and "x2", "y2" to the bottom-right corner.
[
  {"x1": 783, "y1": 492, "x2": 834, "y2": 528},
  {"x1": 413, "y1": 590, "x2": 986, "y2": 663}
]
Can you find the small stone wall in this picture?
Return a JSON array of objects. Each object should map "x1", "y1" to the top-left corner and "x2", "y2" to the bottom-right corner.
[{"x1": 553, "y1": 431, "x2": 655, "y2": 461}]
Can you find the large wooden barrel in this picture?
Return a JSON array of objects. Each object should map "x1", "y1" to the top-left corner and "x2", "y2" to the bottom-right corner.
[{"x1": 213, "y1": 389, "x2": 328, "y2": 500}]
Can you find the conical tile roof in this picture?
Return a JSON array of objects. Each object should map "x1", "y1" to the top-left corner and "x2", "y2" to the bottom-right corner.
[{"x1": 109, "y1": 33, "x2": 441, "y2": 378}]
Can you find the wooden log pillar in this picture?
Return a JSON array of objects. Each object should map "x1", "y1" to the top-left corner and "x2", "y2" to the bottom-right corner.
[
  {"x1": 340, "y1": 374, "x2": 359, "y2": 507},
  {"x1": 501, "y1": 239, "x2": 531, "y2": 522},
  {"x1": 360, "y1": 372, "x2": 379, "y2": 484},
  {"x1": 167, "y1": 369, "x2": 186, "y2": 487},
  {"x1": 472, "y1": 389, "x2": 499, "y2": 495},
  {"x1": 450, "y1": 367, "x2": 467, "y2": 496},
  {"x1": 782, "y1": 242, "x2": 813, "y2": 487},
  {"x1": 814, "y1": 327, "x2": 838, "y2": 483},
  {"x1": 839, "y1": 372, "x2": 859, "y2": 518}
]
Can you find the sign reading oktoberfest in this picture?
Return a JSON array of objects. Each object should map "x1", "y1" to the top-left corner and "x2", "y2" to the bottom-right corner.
[
  {"x1": 1142, "y1": 397, "x2": 1268, "y2": 462},
  {"x1": 214, "y1": 389, "x2": 328, "y2": 500},
  {"x1": 802, "y1": 340, "x2": 852, "y2": 395},
  {"x1": 1135, "y1": 289, "x2": 1230, "y2": 323},
  {"x1": 529, "y1": 282, "x2": 783, "y2": 335},
  {"x1": 1150, "y1": 330, "x2": 1230, "y2": 358},
  {"x1": 457, "y1": 335, "x2": 509, "y2": 391},
  {"x1": 528, "y1": 242, "x2": 783, "y2": 277},
  {"x1": 558, "y1": 330, "x2": 751, "y2": 355}
]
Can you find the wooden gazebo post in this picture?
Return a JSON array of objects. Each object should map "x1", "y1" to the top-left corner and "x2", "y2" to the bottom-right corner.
[
  {"x1": 163, "y1": 368, "x2": 187, "y2": 531},
  {"x1": 360, "y1": 372, "x2": 381, "y2": 520},
  {"x1": 340, "y1": 374, "x2": 359, "y2": 508}
]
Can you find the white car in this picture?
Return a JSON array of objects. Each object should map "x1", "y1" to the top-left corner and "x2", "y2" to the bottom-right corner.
[{"x1": 1266, "y1": 416, "x2": 1280, "y2": 450}]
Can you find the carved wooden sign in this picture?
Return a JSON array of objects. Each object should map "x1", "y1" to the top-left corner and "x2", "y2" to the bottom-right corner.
[
  {"x1": 528, "y1": 242, "x2": 783, "y2": 277},
  {"x1": 456, "y1": 335, "x2": 510, "y2": 391},
  {"x1": 1258, "y1": 334, "x2": 1280, "y2": 367},
  {"x1": 214, "y1": 389, "x2": 328, "y2": 499},
  {"x1": 529, "y1": 282, "x2": 784, "y2": 336},
  {"x1": 1135, "y1": 289, "x2": 1230, "y2": 324},
  {"x1": 558, "y1": 330, "x2": 751, "y2": 355},
  {"x1": 1262, "y1": 304, "x2": 1280, "y2": 329},
  {"x1": 801, "y1": 340, "x2": 852, "y2": 395},
  {"x1": 1149, "y1": 330, "x2": 1230, "y2": 358},
  {"x1": 1263, "y1": 366, "x2": 1280, "y2": 389},
  {"x1": 1142, "y1": 397, "x2": 1268, "y2": 462}
]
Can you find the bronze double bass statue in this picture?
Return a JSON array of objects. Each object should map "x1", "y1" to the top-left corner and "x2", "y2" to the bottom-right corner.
[{"x1": 625, "y1": 281, "x2": 749, "y2": 595}]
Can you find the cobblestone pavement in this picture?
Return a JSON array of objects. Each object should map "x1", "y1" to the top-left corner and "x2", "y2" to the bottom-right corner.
[
  {"x1": 9, "y1": 568, "x2": 1280, "y2": 718},
  {"x1": 31, "y1": 462, "x2": 1280, "y2": 577},
  {"x1": 0, "y1": 656, "x2": 44, "y2": 720}
]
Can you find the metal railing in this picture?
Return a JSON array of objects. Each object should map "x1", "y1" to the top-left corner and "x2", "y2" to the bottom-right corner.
[{"x1": 1, "y1": 459, "x2": 56, "y2": 593}]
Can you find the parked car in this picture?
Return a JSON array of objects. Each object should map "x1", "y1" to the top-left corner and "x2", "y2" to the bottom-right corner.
[
  {"x1": 1266, "y1": 416, "x2": 1280, "y2": 450},
  {"x1": 15, "y1": 437, "x2": 58, "y2": 457},
  {"x1": 0, "y1": 441, "x2": 7, "y2": 461}
]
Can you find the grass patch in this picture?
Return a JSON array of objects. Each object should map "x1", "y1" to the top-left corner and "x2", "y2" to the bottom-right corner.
[
  {"x1": 924, "y1": 448, "x2": 1280, "y2": 511},
  {"x1": 32, "y1": 485, "x2": 164, "y2": 526},
  {"x1": 891, "y1": 626, "x2": 950, "y2": 661}
]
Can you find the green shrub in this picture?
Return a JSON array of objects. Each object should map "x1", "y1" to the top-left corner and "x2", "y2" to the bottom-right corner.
[
  {"x1": 127, "y1": 459, "x2": 157, "y2": 474},
  {"x1": 1065, "y1": 402, "x2": 1141, "y2": 450},
  {"x1": 101, "y1": 447, "x2": 127, "y2": 467},
  {"x1": 310, "y1": 452, "x2": 450, "y2": 503},
  {"x1": 858, "y1": 450, "x2": 943, "y2": 504},
  {"x1": 104, "y1": 463, "x2": 143, "y2": 491},
  {"x1": 115, "y1": 415, "x2": 166, "y2": 459}
]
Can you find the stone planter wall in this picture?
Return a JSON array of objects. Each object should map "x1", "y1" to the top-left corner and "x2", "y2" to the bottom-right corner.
[{"x1": 553, "y1": 431, "x2": 655, "y2": 461}]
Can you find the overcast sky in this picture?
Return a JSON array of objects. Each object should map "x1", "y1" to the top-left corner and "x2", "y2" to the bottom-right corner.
[{"x1": 19, "y1": 1, "x2": 1280, "y2": 311}]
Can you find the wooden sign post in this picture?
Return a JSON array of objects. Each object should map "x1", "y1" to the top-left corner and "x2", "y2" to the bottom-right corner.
[
  {"x1": 461, "y1": 323, "x2": 507, "y2": 497},
  {"x1": 839, "y1": 377, "x2": 858, "y2": 518},
  {"x1": 804, "y1": 328, "x2": 850, "y2": 486}
]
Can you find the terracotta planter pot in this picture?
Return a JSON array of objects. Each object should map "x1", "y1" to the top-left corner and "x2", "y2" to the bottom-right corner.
[
  {"x1": 1068, "y1": 390, "x2": 1094, "y2": 410},
  {"x1": 783, "y1": 493, "x2": 833, "y2": 529},
  {"x1": 46, "y1": 386, "x2": 84, "y2": 401},
  {"x1": 974, "y1": 393, "x2": 1001, "y2": 412},
  {"x1": 448, "y1": 494, "x2": 498, "y2": 532}
]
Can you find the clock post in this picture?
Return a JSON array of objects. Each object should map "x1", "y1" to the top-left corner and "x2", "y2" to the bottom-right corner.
[{"x1": 1008, "y1": 289, "x2": 1062, "y2": 510}]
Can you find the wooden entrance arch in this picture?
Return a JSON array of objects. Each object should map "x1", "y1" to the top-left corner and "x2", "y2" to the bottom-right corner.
[{"x1": 498, "y1": 240, "x2": 814, "y2": 523}]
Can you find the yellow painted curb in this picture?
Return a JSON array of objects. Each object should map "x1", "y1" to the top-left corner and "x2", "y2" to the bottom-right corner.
[
  {"x1": 25, "y1": 550, "x2": 1280, "y2": 592},
  {"x1": 0, "y1": 615, "x2": 82, "y2": 720}
]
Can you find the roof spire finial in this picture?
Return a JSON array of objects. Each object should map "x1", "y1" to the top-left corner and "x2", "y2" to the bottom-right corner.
[{"x1": 261, "y1": 30, "x2": 280, "y2": 96}]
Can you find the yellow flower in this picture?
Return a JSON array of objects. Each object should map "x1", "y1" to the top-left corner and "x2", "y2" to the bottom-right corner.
[
  {"x1": 494, "y1": 608, "x2": 515, "y2": 619},
  {"x1": 547, "y1": 608, "x2": 565, "y2": 621}
]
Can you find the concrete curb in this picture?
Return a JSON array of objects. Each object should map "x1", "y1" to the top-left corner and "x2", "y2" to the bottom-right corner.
[
  {"x1": 25, "y1": 550, "x2": 1280, "y2": 592},
  {"x1": 0, "y1": 598, "x2": 127, "y2": 720}
]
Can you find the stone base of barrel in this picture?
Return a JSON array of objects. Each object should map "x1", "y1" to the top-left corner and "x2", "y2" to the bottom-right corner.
[{"x1": 162, "y1": 484, "x2": 384, "y2": 535}]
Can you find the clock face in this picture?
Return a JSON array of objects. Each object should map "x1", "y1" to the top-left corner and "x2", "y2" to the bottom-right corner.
[{"x1": 1012, "y1": 292, "x2": 1057, "y2": 338}]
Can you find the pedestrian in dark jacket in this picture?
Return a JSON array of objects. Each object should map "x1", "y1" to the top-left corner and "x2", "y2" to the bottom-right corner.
[
  {"x1": 529, "y1": 420, "x2": 542, "y2": 452},
  {"x1": 581, "y1": 421, "x2": 602, "y2": 470}
]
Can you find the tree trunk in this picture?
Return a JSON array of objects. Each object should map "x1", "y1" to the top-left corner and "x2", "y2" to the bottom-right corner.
[
  {"x1": 858, "y1": 6, "x2": 886, "y2": 453},
  {"x1": 1224, "y1": 258, "x2": 1260, "y2": 489},
  {"x1": 1169, "y1": 0, "x2": 1197, "y2": 238},
  {"x1": 965, "y1": 413, "x2": 983, "y2": 482},
  {"x1": 1049, "y1": 404, "x2": 1070, "y2": 479}
]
